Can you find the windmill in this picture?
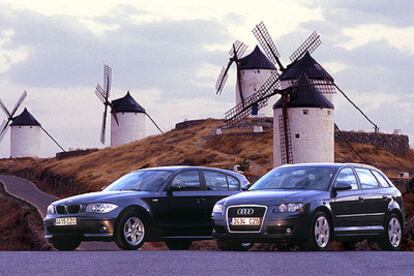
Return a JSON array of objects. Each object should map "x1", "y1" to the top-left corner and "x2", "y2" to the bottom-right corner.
[
  {"x1": 224, "y1": 22, "x2": 378, "y2": 166},
  {"x1": 95, "y1": 65, "x2": 164, "y2": 146},
  {"x1": 0, "y1": 91, "x2": 65, "y2": 157}
]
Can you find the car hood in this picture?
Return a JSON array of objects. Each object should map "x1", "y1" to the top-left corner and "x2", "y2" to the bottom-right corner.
[
  {"x1": 52, "y1": 190, "x2": 154, "y2": 205},
  {"x1": 221, "y1": 189, "x2": 326, "y2": 206}
]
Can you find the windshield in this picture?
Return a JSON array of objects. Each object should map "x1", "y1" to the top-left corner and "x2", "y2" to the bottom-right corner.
[
  {"x1": 104, "y1": 170, "x2": 173, "y2": 192},
  {"x1": 250, "y1": 166, "x2": 337, "y2": 191}
]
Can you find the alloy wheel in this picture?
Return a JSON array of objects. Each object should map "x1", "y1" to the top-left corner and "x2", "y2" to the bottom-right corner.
[
  {"x1": 123, "y1": 216, "x2": 145, "y2": 246},
  {"x1": 314, "y1": 216, "x2": 330, "y2": 248},
  {"x1": 388, "y1": 217, "x2": 402, "y2": 248}
]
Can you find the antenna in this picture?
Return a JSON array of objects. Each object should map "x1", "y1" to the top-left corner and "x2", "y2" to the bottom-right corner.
[
  {"x1": 252, "y1": 22, "x2": 284, "y2": 70},
  {"x1": 289, "y1": 31, "x2": 321, "y2": 62}
]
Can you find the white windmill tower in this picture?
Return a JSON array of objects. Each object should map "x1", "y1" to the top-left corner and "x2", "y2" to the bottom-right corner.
[
  {"x1": 0, "y1": 91, "x2": 65, "y2": 158},
  {"x1": 215, "y1": 41, "x2": 277, "y2": 116},
  {"x1": 95, "y1": 65, "x2": 163, "y2": 147}
]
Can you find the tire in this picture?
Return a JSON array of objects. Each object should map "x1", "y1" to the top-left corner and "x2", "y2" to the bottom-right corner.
[
  {"x1": 300, "y1": 212, "x2": 331, "y2": 251},
  {"x1": 216, "y1": 240, "x2": 253, "y2": 251},
  {"x1": 51, "y1": 238, "x2": 81, "y2": 251},
  {"x1": 165, "y1": 240, "x2": 192, "y2": 250},
  {"x1": 379, "y1": 213, "x2": 402, "y2": 251},
  {"x1": 114, "y1": 210, "x2": 147, "y2": 250}
]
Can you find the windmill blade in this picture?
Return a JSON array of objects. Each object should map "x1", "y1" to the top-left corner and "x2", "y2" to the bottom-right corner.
[
  {"x1": 10, "y1": 90, "x2": 27, "y2": 117},
  {"x1": 252, "y1": 22, "x2": 284, "y2": 70},
  {"x1": 310, "y1": 79, "x2": 336, "y2": 94},
  {"x1": 229, "y1": 40, "x2": 248, "y2": 59},
  {"x1": 279, "y1": 96, "x2": 293, "y2": 164},
  {"x1": 95, "y1": 84, "x2": 107, "y2": 104},
  {"x1": 215, "y1": 66, "x2": 230, "y2": 94},
  {"x1": 100, "y1": 105, "x2": 109, "y2": 145},
  {"x1": 103, "y1": 65, "x2": 112, "y2": 98},
  {"x1": 0, "y1": 119, "x2": 9, "y2": 143},
  {"x1": 289, "y1": 31, "x2": 321, "y2": 62},
  {"x1": 225, "y1": 72, "x2": 281, "y2": 124},
  {"x1": 40, "y1": 126, "x2": 66, "y2": 152},
  {"x1": 0, "y1": 99, "x2": 11, "y2": 117},
  {"x1": 145, "y1": 112, "x2": 164, "y2": 134}
]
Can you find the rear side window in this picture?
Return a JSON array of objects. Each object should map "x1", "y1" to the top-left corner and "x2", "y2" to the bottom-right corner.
[
  {"x1": 203, "y1": 171, "x2": 241, "y2": 191},
  {"x1": 371, "y1": 171, "x2": 391, "y2": 188},
  {"x1": 335, "y1": 168, "x2": 359, "y2": 190},
  {"x1": 355, "y1": 168, "x2": 380, "y2": 189},
  {"x1": 171, "y1": 171, "x2": 201, "y2": 191}
]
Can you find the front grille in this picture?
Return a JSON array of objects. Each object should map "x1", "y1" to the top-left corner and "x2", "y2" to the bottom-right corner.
[
  {"x1": 55, "y1": 205, "x2": 81, "y2": 214},
  {"x1": 227, "y1": 206, "x2": 267, "y2": 233}
]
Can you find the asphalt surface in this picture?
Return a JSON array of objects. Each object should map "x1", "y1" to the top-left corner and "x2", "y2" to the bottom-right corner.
[
  {"x1": 0, "y1": 251, "x2": 414, "y2": 276},
  {"x1": 0, "y1": 175, "x2": 117, "y2": 251}
]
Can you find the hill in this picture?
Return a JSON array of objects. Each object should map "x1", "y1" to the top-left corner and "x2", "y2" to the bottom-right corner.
[{"x1": 1, "y1": 118, "x2": 414, "y2": 198}]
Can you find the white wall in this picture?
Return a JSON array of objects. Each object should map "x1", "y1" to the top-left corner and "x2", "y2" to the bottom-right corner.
[
  {"x1": 273, "y1": 107, "x2": 334, "y2": 166},
  {"x1": 10, "y1": 126, "x2": 41, "y2": 158},
  {"x1": 236, "y1": 69, "x2": 275, "y2": 113},
  {"x1": 110, "y1": 112, "x2": 145, "y2": 146}
]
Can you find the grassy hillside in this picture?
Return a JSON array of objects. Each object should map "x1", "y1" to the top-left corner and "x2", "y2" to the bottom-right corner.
[{"x1": 1, "y1": 118, "x2": 414, "y2": 197}]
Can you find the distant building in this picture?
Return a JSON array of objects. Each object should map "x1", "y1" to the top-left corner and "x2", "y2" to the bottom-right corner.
[{"x1": 10, "y1": 108, "x2": 41, "y2": 158}]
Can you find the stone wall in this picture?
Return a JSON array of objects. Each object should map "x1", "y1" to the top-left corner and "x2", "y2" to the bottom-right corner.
[{"x1": 335, "y1": 130, "x2": 410, "y2": 156}]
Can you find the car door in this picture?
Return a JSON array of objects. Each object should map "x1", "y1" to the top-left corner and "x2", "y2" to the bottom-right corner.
[
  {"x1": 331, "y1": 167, "x2": 365, "y2": 230},
  {"x1": 201, "y1": 170, "x2": 241, "y2": 220},
  {"x1": 354, "y1": 168, "x2": 386, "y2": 227},
  {"x1": 161, "y1": 170, "x2": 207, "y2": 236}
]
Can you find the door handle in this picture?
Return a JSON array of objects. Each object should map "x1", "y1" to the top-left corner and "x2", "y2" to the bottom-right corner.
[
  {"x1": 196, "y1": 198, "x2": 206, "y2": 204},
  {"x1": 358, "y1": 196, "x2": 364, "y2": 202}
]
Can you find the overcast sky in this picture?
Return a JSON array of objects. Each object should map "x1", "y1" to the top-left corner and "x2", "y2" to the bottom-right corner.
[{"x1": 0, "y1": 0, "x2": 413, "y2": 157}]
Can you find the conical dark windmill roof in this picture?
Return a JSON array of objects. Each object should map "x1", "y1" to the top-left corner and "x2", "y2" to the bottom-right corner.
[
  {"x1": 273, "y1": 74, "x2": 334, "y2": 109},
  {"x1": 111, "y1": 91, "x2": 146, "y2": 113},
  {"x1": 280, "y1": 52, "x2": 333, "y2": 81},
  {"x1": 10, "y1": 108, "x2": 41, "y2": 126},
  {"x1": 239, "y1": 46, "x2": 276, "y2": 70}
]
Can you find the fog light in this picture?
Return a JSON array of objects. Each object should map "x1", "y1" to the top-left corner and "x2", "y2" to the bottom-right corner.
[
  {"x1": 286, "y1": 227, "x2": 292, "y2": 234},
  {"x1": 100, "y1": 225, "x2": 108, "y2": 232}
]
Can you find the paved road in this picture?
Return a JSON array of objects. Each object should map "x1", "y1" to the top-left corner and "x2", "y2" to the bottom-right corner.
[
  {"x1": 0, "y1": 175, "x2": 117, "y2": 251},
  {"x1": 0, "y1": 251, "x2": 413, "y2": 276}
]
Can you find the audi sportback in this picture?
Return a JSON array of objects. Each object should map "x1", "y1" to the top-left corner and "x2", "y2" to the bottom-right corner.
[
  {"x1": 212, "y1": 163, "x2": 404, "y2": 251},
  {"x1": 44, "y1": 166, "x2": 249, "y2": 250}
]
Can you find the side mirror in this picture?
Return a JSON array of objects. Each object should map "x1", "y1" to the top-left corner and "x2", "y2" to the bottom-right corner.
[
  {"x1": 333, "y1": 182, "x2": 353, "y2": 192},
  {"x1": 241, "y1": 183, "x2": 252, "y2": 191}
]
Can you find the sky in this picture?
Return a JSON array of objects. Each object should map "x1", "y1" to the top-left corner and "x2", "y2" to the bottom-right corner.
[{"x1": 0, "y1": 0, "x2": 413, "y2": 157}]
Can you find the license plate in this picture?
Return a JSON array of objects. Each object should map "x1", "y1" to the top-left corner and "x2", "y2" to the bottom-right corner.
[
  {"x1": 231, "y1": 217, "x2": 261, "y2": 226},
  {"x1": 55, "y1": 217, "x2": 77, "y2": 226}
]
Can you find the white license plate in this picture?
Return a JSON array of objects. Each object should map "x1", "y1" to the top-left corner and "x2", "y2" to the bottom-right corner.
[
  {"x1": 231, "y1": 217, "x2": 261, "y2": 226},
  {"x1": 55, "y1": 217, "x2": 77, "y2": 226}
]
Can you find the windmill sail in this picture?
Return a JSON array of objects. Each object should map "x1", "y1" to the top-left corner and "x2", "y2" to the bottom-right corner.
[
  {"x1": 289, "y1": 31, "x2": 321, "y2": 62},
  {"x1": 252, "y1": 22, "x2": 284, "y2": 70}
]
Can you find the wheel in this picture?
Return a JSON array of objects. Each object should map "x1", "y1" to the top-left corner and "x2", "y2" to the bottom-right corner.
[
  {"x1": 51, "y1": 238, "x2": 81, "y2": 251},
  {"x1": 300, "y1": 212, "x2": 331, "y2": 251},
  {"x1": 114, "y1": 210, "x2": 147, "y2": 250},
  {"x1": 165, "y1": 240, "x2": 192, "y2": 250},
  {"x1": 379, "y1": 213, "x2": 402, "y2": 251},
  {"x1": 216, "y1": 240, "x2": 253, "y2": 251}
]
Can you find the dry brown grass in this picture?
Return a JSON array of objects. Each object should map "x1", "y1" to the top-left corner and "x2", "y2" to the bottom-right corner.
[{"x1": 0, "y1": 118, "x2": 413, "y2": 198}]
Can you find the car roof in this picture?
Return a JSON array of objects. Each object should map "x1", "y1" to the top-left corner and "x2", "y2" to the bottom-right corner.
[
  {"x1": 279, "y1": 162, "x2": 379, "y2": 171},
  {"x1": 137, "y1": 166, "x2": 245, "y2": 176}
]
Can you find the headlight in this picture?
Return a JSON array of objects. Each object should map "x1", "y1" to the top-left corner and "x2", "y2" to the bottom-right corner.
[
  {"x1": 276, "y1": 203, "x2": 304, "y2": 213},
  {"x1": 47, "y1": 205, "x2": 55, "y2": 214},
  {"x1": 86, "y1": 203, "x2": 118, "y2": 213},
  {"x1": 212, "y1": 203, "x2": 224, "y2": 214}
]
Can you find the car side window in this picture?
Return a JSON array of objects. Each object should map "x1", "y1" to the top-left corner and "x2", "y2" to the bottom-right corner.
[
  {"x1": 171, "y1": 171, "x2": 201, "y2": 191},
  {"x1": 371, "y1": 170, "x2": 391, "y2": 188},
  {"x1": 204, "y1": 171, "x2": 228, "y2": 191},
  {"x1": 335, "y1": 168, "x2": 358, "y2": 190},
  {"x1": 227, "y1": 175, "x2": 240, "y2": 191},
  {"x1": 355, "y1": 168, "x2": 380, "y2": 189}
]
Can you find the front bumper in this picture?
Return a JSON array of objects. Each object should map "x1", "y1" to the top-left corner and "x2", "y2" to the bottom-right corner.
[
  {"x1": 212, "y1": 211, "x2": 311, "y2": 242},
  {"x1": 43, "y1": 215, "x2": 116, "y2": 241}
]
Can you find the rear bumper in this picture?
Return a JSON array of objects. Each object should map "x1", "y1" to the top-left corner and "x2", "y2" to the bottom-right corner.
[
  {"x1": 212, "y1": 213, "x2": 311, "y2": 242},
  {"x1": 43, "y1": 216, "x2": 116, "y2": 241}
]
